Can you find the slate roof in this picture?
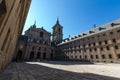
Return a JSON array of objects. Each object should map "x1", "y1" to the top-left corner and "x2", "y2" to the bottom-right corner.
[{"x1": 58, "y1": 18, "x2": 120, "y2": 45}]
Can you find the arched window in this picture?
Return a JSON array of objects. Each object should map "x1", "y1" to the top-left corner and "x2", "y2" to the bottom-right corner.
[
  {"x1": 30, "y1": 51, "x2": 34, "y2": 60},
  {"x1": 40, "y1": 31, "x2": 43, "y2": 37},
  {"x1": 36, "y1": 52, "x2": 41, "y2": 59}
]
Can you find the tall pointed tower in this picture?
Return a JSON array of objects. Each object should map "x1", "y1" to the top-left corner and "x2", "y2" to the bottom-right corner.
[{"x1": 52, "y1": 18, "x2": 63, "y2": 45}]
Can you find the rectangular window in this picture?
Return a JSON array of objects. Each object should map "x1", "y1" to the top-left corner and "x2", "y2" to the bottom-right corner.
[
  {"x1": 0, "y1": 0, "x2": 7, "y2": 36},
  {"x1": 100, "y1": 47, "x2": 103, "y2": 51},
  {"x1": 0, "y1": 0, "x2": 6, "y2": 16},
  {"x1": 89, "y1": 44, "x2": 91, "y2": 47},
  {"x1": 89, "y1": 49, "x2": 92, "y2": 52},
  {"x1": 115, "y1": 45, "x2": 118, "y2": 49},
  {"x1": 117, "y1": 54, "x2": 120, "y2": 59},
  {"x1": 91, "y1": 55, "x2": 93, "y2": 59},
  {"x1": 94, "y1": 48, "x2": 97, "y2": 51},
  {"x1": 79, "y1": 55, "x2": 81, "y2": 59},
  {"x1": 99, "y1": 42, "x2": 102, "y2": 45},
  {"x1": 85, "y1": 55, "x2": 87, "y2": 59},
  {"x1": 103, "y1": 34, "x2": 105, "y2": 36},
  {"x1": 112, "y1": 39, "x2": 116, "y2": 43},
  {"x1": 1, "y1": 29, "x2": 10, "y2": 51},
  {"x1": 96, "y1": 55, "x2": 99, "y2": 59},
  {"x1": 117, "y1": 30, "x2": 120, "y2": 33},
  {"x1": 110, "y1": 32, "x2": 113, "y2": 35},
  {"x1": 102, "y1": 55, "x2": 105, "y2": 59},
  {"x1": 106, "y1": 46, "x2": 110, "y2": 50},
  {"x1": 109, "y1": 54, "x2": 112, "y2": 59},
  {"x1": 75, "y1": 56, "x2": 77, "y2": 59},
  {"x1": 93, "y1": 43, "x2": 95, "y2": 46},
  {"x1": 105, "y1": 40, "x2": 107, "y2": 44}
]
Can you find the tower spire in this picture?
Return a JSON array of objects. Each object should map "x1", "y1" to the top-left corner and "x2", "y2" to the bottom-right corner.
[
  {"x1": 34, "y1": 20, "x2": 36, "y2": 25},
  {"x1": 56, "y1": 17, "x2": 59, "y2": 24},
  {"x1": 33, "y1": 20, "x2": 36, "y2": 28}
]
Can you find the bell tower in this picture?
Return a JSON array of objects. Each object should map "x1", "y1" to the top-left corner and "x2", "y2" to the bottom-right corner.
[{"x1": 52, "y1": 18, "x2": 63, "y2": 45}]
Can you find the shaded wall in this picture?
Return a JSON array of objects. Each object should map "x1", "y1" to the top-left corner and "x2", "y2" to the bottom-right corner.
[{"x1": 0, "y1": 0, "x2": 31, "y2": 72}]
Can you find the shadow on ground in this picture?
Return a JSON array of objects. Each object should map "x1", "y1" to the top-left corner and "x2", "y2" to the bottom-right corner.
[
  {"x1": 38, "y1": 60, "x2": 94, "y2": 65},
  {"x1": 0, "y1": 62, "x2": 120, "y2": 80}
]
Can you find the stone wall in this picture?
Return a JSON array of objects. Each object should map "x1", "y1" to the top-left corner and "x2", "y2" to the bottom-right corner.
[
  {"x1": 58, "y1": 19, "x2": 120, "y2": 63},
  {"x1": 0, "y1": 0, "x2": 31, "y2": 72}
]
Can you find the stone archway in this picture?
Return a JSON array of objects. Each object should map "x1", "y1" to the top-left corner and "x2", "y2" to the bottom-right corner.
[
  {"x1": 50, "y1": 53, "x2": 53, "y2": 60},
  {"x1": 36, "y1": 52, "x2": 41, "y2": 59},
  {"x1": 43, "y1": 53, "x2": 46, "y2": 59},
  {"x1": 16, "y1": 50, "x2": 23, "y2": 61},
  {"x1": 30, "y1": 51, "x2": 34, "y2": 60}
]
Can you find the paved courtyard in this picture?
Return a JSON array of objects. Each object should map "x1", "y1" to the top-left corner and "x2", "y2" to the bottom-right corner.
[{"x1": 0, "y1": 61, "x2": 120, "y2": 80}]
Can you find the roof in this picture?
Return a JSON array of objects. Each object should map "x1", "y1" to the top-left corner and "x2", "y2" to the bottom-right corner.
[{"x1": 58, "y1": 18, "x2": 120, "y2": 45}]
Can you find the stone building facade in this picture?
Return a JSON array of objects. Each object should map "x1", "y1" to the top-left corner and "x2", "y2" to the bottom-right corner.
[
  {"x1": 14, "y1": 19, "x2": 63, "y2": 61},
  {"x1": 15, "y1": 18, "x2": 120, "y2": 63},
  {"x1": 57, "y1": 19, "x2": 120, "y2": 63},
  {"x1": 0, "y1": 0, "x2": 31, "y2": 71}
]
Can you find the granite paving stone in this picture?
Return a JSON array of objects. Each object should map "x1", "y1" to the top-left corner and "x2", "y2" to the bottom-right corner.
[{"x1": 0, "y1": 61, "x2": 120, "y2": 80}]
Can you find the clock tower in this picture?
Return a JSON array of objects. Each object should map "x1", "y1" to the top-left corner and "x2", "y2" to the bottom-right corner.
[{"x1": 52, "y1": 18, "x2": 63, "y2": 45}]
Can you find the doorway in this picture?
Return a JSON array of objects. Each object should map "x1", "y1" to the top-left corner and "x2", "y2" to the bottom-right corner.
[
  {"x1": 16, "y1": 50, "x2": 23, "y2": 61},
  {"x1": 43, "y1": 53, "x2": 46, "y2": 59},
  {"x1": 36, "y1": 52, "x2": 41, "y2": 59},
  {"x1": 30, "y1": 51, "x2": 34, "y2": 60}
]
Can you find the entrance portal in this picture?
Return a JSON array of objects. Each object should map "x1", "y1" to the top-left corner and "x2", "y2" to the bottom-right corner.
[
  {"x1": 43, "y1": 53, "x2": 46, "y2": 59},
  {"x1": 36, "y1": 52, "x2": 41, "y2": 59},
  {"x1": 50, "y1": 53, "x2": 53, "y2": 60},
  {"x1": 30, "y1": 51, "x2": 34, "y2": 60},
  {"x1": 16, "y1": 50, "x2": 23, "y2": 61}
]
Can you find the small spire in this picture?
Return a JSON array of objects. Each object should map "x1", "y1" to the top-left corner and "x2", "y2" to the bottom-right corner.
[
  {"x1": 93, "y1": 24, "x2": 96, "y2": 28},
  {"x1": 34, "y1": 20, "x2": 36, "y2": 25},
  {"x1": 56, "y1": 17, "x2": 59, "y2": 24},
  {"x1": 33, "y1": 20, "x2": 36, "y2": 28}
]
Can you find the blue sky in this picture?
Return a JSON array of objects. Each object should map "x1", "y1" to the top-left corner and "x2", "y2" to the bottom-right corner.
[{"x1": 23, "y1": 0, "x2": 120, "y2": 39}]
